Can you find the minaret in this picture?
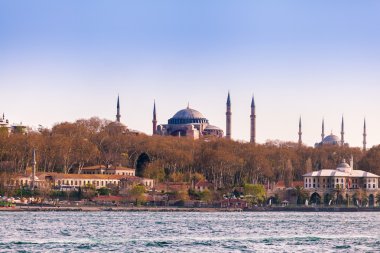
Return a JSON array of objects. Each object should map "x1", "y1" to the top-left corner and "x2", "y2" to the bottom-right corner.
[
  {"x1": 340, "y1": 116, "x2": 345, "y2": 146},
  {"x1": 116, "y1": 95, "x2": 121, "y2": 123},
  {"x1": 226, "y1": 92, "x2": 231, "y2": 140},
  {"x1": 298, "y1": 116, "x2": 302, "y2": 146},
  {"x1": 31, "y1": 149, "x2": 36, "y2": 189},
  {"x1": 363, "y1": 118, "x2": 367, "y2": 151},
  {"x1": 152, "y1": 100, "x2": 157, "y2": 135},
  {"x1": 250, "y1": 95, "x2": 256, "y2": 144},
  {"x1": 321, "y1": 118, "x2": 325, "y2": 141}
]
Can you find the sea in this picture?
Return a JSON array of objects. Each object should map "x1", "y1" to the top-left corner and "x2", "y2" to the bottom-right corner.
[{"x1": 0, "y1": 211, "x2": 379, "y2": 252}]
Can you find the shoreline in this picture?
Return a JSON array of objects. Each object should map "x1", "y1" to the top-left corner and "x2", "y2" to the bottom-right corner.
[{"x1": 1, "y1": 206, "x2": 380, "y2": 212}]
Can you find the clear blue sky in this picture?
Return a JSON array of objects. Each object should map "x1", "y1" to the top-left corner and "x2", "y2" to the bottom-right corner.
[{"x1": 1, "y1": 0, "x2": 380, "y2": 148}]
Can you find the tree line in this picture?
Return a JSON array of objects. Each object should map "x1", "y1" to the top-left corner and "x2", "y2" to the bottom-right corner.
[{"x1": 0, "y1": 117, "x2": 379, "y2": 190}]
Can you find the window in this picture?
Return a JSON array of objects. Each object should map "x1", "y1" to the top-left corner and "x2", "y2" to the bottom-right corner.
[
  {"x1": 341, "y1": 179, "x2": 344, "y2": 183},
  {"x1": 373, "y1": 184, "x2": 376, "y2": 188},
  {"x1": 336, "y1": 179, "x2": 339, "y2": 183}
]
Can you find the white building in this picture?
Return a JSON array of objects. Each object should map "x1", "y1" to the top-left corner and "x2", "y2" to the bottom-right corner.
[{"x1": 303, "y1": 158, "x2": 379, "y2": 191}]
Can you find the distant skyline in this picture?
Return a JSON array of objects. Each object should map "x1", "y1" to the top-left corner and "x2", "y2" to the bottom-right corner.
[{"x1": 1, "y1": 1, "x2": 380, "y2": 148}]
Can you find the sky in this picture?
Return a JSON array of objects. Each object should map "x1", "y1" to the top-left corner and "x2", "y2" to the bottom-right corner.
[{"x1": 1, "y1": 0, "x2": 380, "y2": 148}]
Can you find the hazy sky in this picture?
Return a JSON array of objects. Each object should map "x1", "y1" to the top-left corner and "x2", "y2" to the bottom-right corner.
[{"x1": 1, "y1": 1, "x2": 380, "y2": 148}]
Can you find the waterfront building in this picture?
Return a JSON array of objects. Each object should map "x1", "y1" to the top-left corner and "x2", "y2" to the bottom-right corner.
[
  {"x1": 8, "y1": 172, "x2": 154, "y2": 190},
  {"x1": 303, "y1": 158, "x2": 380, "y2": 204}
]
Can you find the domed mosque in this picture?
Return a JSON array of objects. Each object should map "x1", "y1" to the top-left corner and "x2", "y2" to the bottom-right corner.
[
  {"x1": 314, "y1": 117, "x2": 349, "y2": 147},
  {"x1": 155, "y1": 103, "x2": 224, "y2": 139},
  {"x1": 298, "y1": 116, "x2": 367, "y2": 150},
  {"x1": 152, "y1": 92, "x2": 257, "y2": 141}
]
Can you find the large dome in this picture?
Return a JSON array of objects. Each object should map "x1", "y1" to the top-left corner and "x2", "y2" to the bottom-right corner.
[
  {"x1": 172, "y1": 108, "x2": 205, "y2": 119},
  {"x1": 168, "y1": 107, "x2": 209, "y2": 125},
  {"x1": 322, "y1": 134, "x2": 340, "y2": 145}
]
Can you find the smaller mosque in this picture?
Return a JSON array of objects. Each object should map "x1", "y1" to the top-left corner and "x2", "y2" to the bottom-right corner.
[
  {"x1": 298, "y1": 116, "x2": 367, "y2": 150},
  {"x1": 314, "y1": 117, "x2": 349, "y2": 148}
]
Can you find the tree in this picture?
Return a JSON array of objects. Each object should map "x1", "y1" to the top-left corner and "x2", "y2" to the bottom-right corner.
[
  {"x1": 199, "y1": 189, "x2": 213, "y2": 202},
  {"x1": 243, "y1": 184, "x2": 266, "y2": 205},
  {"x1": 293, "y1": 186, "x2": 309, "y2": 205},
  {"x1": 97, "y1": 187, "x2": 111, "y2": 196},
  {"x1": 128, "y1": 185, "x2": 146, "y2": 205},
  {"x1": 284, "y1": 159, "x2": 293, "y2": 188},
  {"x1": 376, "y1": 193, "x2": 380, "y2": 206}
]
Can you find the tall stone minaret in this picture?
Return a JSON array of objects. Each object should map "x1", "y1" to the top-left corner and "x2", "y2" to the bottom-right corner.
[
  {"x1": 298, "y1": 117, "x2": 302, "y2": 146},
  {"x1": 226, "y1": 92, "x2": 231, "y2": 140},
  {"x1": 321, "y1": 118, "x2": 325, "y2": 141},
  {"x1": 340, "y1": 116, "x2": 345, "y2": 146},
  {"x1": 363, "y1": 118, "x2": 367, "y2": 151},
  {"x1": 152, "y1": 100, "x2": 157, "y2": 135},
  {"x1": 116, "y1": 95, "x2": 121, "y2": 123},
  {"x1": 31, "y1": 149, "x2": 36, "y2": 189},
  {"x1": 250, "y1": 95, "x2": 256, "y2": 144}
]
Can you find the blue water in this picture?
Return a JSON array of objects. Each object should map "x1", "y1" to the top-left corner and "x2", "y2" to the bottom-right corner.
[{"x1": 0, "y1": 212, "x2": 379, "y2": 252}]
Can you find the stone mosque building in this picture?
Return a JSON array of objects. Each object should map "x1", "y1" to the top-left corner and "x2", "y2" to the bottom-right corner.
[
  {"x1": 298, "y1": 116, "x2": 368, "y2": 151},
  {"x1": 114, "y1": 93, "x2": 367, "y2": 150},
  {"x1": 151, "y1": 92, "x2": 257, "y2": 142}
]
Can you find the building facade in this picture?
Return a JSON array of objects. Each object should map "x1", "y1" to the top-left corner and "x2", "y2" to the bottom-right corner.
[
  {"x1": 155, "y1": 105, "x2": 224, "y2": 139},
  {"x1": 303, "y1": 158, "x2": 380, "y2": 204}
]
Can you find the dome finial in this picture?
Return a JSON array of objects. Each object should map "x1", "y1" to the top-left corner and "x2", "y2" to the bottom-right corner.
[{"x1": 187, "y1": 102, "x2": 190, "y2": 109}]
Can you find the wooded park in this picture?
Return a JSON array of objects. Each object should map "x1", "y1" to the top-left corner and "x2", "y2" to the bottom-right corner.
[{"x1": 0, "y1": 117, "x2": 379, "y2": 190}]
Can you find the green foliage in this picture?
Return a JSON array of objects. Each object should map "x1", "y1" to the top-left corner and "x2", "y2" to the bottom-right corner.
[
  {"x1": 97, "y1": 187, "x2": 111, "y2": 196},
  {"x1": 174, "y1": 190, "x2": 189, "y2": 201},
  {"x1": 293, "y1": 186, "x2": 309, "y2": 205},
  {"x1": 199, "y1": 189, "x2": 213, "y2": 202},
  {"x1": 129, "y1": 185, "x2": 146, "y2": 205},
  {"x1": 243, "y1": 184, "x2": 266, "y2": 204},
  {"x1": 0, "y1": 201, "x2": 14, "y2": 207},
  {"x1": 14, "y1": 187, "x2": 33, "y2": 197},
  {"x1": 376, "y1": 193, "x2": 380, "y2": 205}
]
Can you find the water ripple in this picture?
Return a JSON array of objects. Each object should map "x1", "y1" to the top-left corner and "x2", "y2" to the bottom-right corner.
[{"x1": 0, "y1": 211, "x2": 379, "y2": 252}]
